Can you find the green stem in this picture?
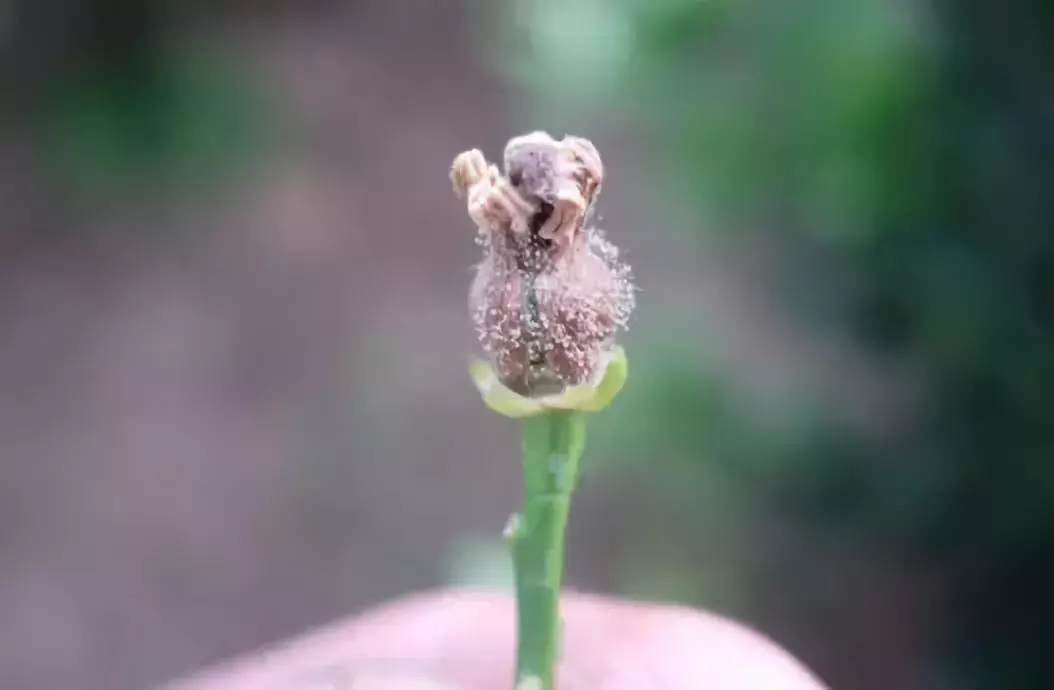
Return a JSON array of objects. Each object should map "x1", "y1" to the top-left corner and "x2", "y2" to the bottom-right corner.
[{"x1": 506, "y1": 409, "x2": 587, "y2": 690}]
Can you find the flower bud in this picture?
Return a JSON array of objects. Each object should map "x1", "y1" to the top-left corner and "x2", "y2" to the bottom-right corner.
[{"x1": 452, "y1": 132, "x2": 635, "y2": 399}]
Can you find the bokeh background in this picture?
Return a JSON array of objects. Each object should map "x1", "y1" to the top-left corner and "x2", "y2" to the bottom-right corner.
[{"x1": 2, "y1": 1, "x2": 1052, "y2": 689}]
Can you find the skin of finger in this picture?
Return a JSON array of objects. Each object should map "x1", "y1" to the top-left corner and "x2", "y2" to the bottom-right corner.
[{"x1": 166, "y1": 588, "x2": 827, "y2": 690}]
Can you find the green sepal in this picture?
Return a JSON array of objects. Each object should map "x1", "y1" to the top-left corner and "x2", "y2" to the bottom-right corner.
[{"x1": 469, "y1": 347, "x2": 628, "y2": 418}]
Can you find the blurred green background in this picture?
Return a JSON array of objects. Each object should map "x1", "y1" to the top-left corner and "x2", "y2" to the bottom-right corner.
[{"x1": 1, "y1": 1, "x2": 1052, "y2": 689}]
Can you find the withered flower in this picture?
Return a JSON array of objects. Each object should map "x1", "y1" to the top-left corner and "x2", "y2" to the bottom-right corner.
[{"x1": 451, "y1": 132, "x2": 635, "y2": 402}]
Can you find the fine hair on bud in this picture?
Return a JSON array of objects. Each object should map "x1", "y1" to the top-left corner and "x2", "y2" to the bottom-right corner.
[{"x1": 452, "y1": 132, "x2": 635, "y2": 397}]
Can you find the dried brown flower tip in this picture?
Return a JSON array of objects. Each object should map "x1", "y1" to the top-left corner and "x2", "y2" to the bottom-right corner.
[
  {"x1": 450, "y1": 149, "x2": 489, "y2": 197},
  {"x1": 451, "y1": 149, "x2": 533, "y2": 237},
  {"x1": 454, "y1": 132, "x2": 635, "y2": 398}
]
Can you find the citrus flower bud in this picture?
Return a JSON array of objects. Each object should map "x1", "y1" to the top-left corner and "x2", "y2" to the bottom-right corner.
[{"x1": 451, "y1": 133, "x2": 635, "y2": 410}]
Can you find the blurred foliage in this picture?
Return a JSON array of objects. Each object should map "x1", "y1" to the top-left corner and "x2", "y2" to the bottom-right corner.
[
  {"x1": 6, "y1": 1, "x2": 270, "y2": 198},
  {"x1": 500, "y1": 0, "x2": 1054, "y2": 687},
  {"x1": 43, "y1": 44, "x2": 269, "y2": 193}
]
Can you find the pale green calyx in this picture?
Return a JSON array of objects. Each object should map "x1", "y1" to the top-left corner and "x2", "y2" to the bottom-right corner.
[{"x1": 469, "y1": 346, "x2": 628, "y2": 418}]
